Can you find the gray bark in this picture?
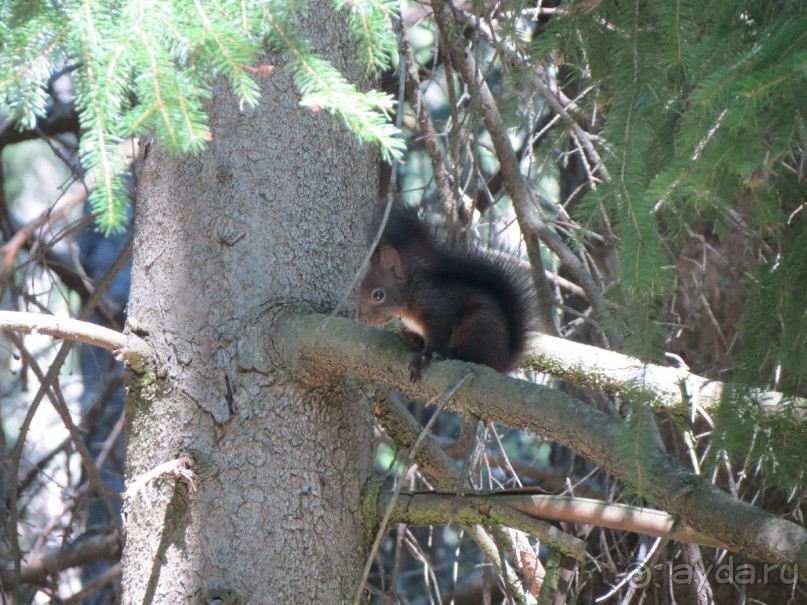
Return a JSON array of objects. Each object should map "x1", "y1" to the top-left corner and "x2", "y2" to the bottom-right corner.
[{"x1": 121, "y1": 5, "x2": 378, "y2": 602}]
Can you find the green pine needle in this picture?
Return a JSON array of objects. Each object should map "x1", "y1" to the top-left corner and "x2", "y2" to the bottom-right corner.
[{"x1": 0, "y1": 0, "x2": 404, "y2": 232}]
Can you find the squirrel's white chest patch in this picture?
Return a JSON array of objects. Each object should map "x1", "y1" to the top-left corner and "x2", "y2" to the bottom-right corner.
[{"x1": 401, "y1": 316, "x2": 425, "y2": 337}]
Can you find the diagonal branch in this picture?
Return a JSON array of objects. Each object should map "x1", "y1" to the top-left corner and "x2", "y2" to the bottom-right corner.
[
  {"x1": 427, "y1": 0, "x2": 620, "y2": 347},
  {"x1": 0, "y1": 530, "x2": 120, "y2": 590},
  {"x1": 269, "y1": 313, "x2": 807, "y2": 572},
  {"x1": 371, "y1": 387, "x2": 540, "y2": 600},
  {"x1": 402, "y1": 37, "x2": 454, "y2": 215}
]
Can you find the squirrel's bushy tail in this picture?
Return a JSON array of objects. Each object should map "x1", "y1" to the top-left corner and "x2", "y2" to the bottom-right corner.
[
  {"x1": 370, "y1": 200, "x2": 538, "y2": 366},
  {"x1": 371, "y1": 201, "x2": 439, "y2": 259}
]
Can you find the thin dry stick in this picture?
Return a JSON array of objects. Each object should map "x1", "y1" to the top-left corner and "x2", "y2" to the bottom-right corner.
[
  {"x1": 430, "y1": 0, "x2": 620, "y2": 347},
  {"x1": 6, "y1": 239, "x2": 133, "y2": 593},
  {"x1": 1, "y1": 139, "x2": 138, "y2": 274},
  {"x1": 353, "y1": 373, "x2": 473, "y2": 605},
  {"x1": 0, "y1": 312, "x2": 129, "y2": 352},
  {"x1": 62, "y1": 562, "x2": 121, "y2": 605},
  {"x1": 12, "y1": 339, "x2": 115, "y2": 502},
  {"x1": 95, "y1": 411, "x2": 125, "y2": 470},
  {"x1": 456, "y1": 10, "x2": 609, "y2": 182},
  {"x1": 371, "y1": 380, "x2": 549, "y2": 599},
  {"x1": 402, "y1": 527, "x2": 445, "y2": 605},
  {"x1": 403, "y1": 37, "x2": 453, "y2": 213},
  {"x1": 1, "y1": 184, "x2": 87, "y2": 273}
]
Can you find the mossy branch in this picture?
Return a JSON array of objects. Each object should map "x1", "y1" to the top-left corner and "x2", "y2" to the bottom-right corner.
[{"x1": 268, "y1": 312, "x2": 807, "y2": 571}]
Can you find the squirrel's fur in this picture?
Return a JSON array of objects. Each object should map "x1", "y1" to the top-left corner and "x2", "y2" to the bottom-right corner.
[{"x1": 358, "y1": 202, "x2": 536, "y2": 381}]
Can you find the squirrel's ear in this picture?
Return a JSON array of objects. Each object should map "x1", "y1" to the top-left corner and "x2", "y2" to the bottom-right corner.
[{"x1": 379, "y1": 245, "x2": 406, "y2": 281}]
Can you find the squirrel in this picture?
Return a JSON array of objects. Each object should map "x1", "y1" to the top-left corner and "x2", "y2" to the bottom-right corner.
[{"x1": 358, "y1": 202, "x2": 536, "y2": 382}]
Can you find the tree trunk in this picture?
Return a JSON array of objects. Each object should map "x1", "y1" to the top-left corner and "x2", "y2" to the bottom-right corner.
[{"x1": 121, "y1": 5, "x2": 378, "y2": 602}]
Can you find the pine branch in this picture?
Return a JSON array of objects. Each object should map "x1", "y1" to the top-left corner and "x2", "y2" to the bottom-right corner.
[
  {"x1": 331, "y1": 0, "x2": 399, "y2": 73},
  {"x1": 272, "y1": 312, "x2": 807, "y2": 571},
  {"x1": 523, "y1": 333, "x2": 806, "y2": 421},
  {"x1": 189, "y1": 0, "x2": 261, "y2": 109},
  {"x1": 71, "y1": 3, "x2": 133, "y2": 233},
  {"x1": 0, "y1": 12, "x2": 69, "y2": 129},
  {"x1": 0, "y1": 0, "x2": 404, "y2": 230},
  {"x1": 264, "y1": 6, "x2": 404, "y2": 162}
]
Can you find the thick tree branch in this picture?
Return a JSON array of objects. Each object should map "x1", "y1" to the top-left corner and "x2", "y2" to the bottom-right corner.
[
  {"x1": 0, "y1": 311, "x2": 150, "y2": 372},
  {"x1": 268, "y1": 313, "x2": 807, "y2": 572},
  {"x1": 524, "y1": 333, "x2": 805, "y2": 420},
  {"x1": 377, "y1": 492, "x2": 586, "y2": 561},
  {"x1": 381, "y1": 490, "x2": 725, "y2": 553}
]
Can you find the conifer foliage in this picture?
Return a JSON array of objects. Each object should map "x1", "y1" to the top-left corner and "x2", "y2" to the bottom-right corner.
[
  {"x1": 2, "y1": 0, "x2": 807, "y2": 601},
  {"x1": 0, "y1": 0, "x2": 403, "y2": 234},
  {"x1": 531, "y1": 1, "x2": 807, "y2": 490}
]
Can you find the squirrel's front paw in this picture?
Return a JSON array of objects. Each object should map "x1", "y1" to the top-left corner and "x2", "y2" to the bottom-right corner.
[
  {"x1": 400, "y1": 327, "x2": 425, "y2": 351},
  {"x1": 408, "y1": 353, "x2": 430, "y2": 382}
]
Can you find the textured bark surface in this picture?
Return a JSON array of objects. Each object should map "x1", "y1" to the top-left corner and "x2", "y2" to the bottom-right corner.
[{"x1": 121, "y1": 4, "x2": 378, "y2": 602}]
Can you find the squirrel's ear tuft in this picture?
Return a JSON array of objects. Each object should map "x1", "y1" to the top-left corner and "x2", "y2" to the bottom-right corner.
[{"x1": 379, "y1": 246, "x2": 406, "y2": 281}]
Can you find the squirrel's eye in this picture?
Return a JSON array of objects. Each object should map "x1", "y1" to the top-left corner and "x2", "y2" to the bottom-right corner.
[{"x1": 372, "y1": 289, "x2": 385, "y2": 302}]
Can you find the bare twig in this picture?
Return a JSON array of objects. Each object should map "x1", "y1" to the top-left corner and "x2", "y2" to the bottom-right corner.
[
  {"x1": 0, "y1": 139, "x2": 138, "y2": 274},
  {"x1": 403, "y1": 36, "x2": 454, "y2": 213},
  {"x1": 354, "y1": 374, "x2": 473, "y2": 605},
  {"x1": 0, "y1": 531, "x2": 120, "y2": 590},
  {"x1": 428, "y1": 0, "x2": 620, "y2": 346},
  {"x1": 6, "y1": 238, "x2": 134, "y2": 593},
  {"x1": 0, "y1": 184, "x2": 86, "y2": 273},
  {"x1": 10, "y1": 337, "x2": 119, "y2": 509},
  {"x1": 123, "y1": 458, "x2": 197, "y2": 507},
  {"x1": 62, "y1": 562, "x2": 121, "y2": 605},
  {"x1": 0, "y1": 311, "x2": 149, "y2": 368}
]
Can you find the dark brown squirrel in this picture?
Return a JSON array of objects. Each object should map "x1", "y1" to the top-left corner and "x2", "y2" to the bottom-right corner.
[{"x1": 358, "y1": 202, "x2": 537, "y2": 382}]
